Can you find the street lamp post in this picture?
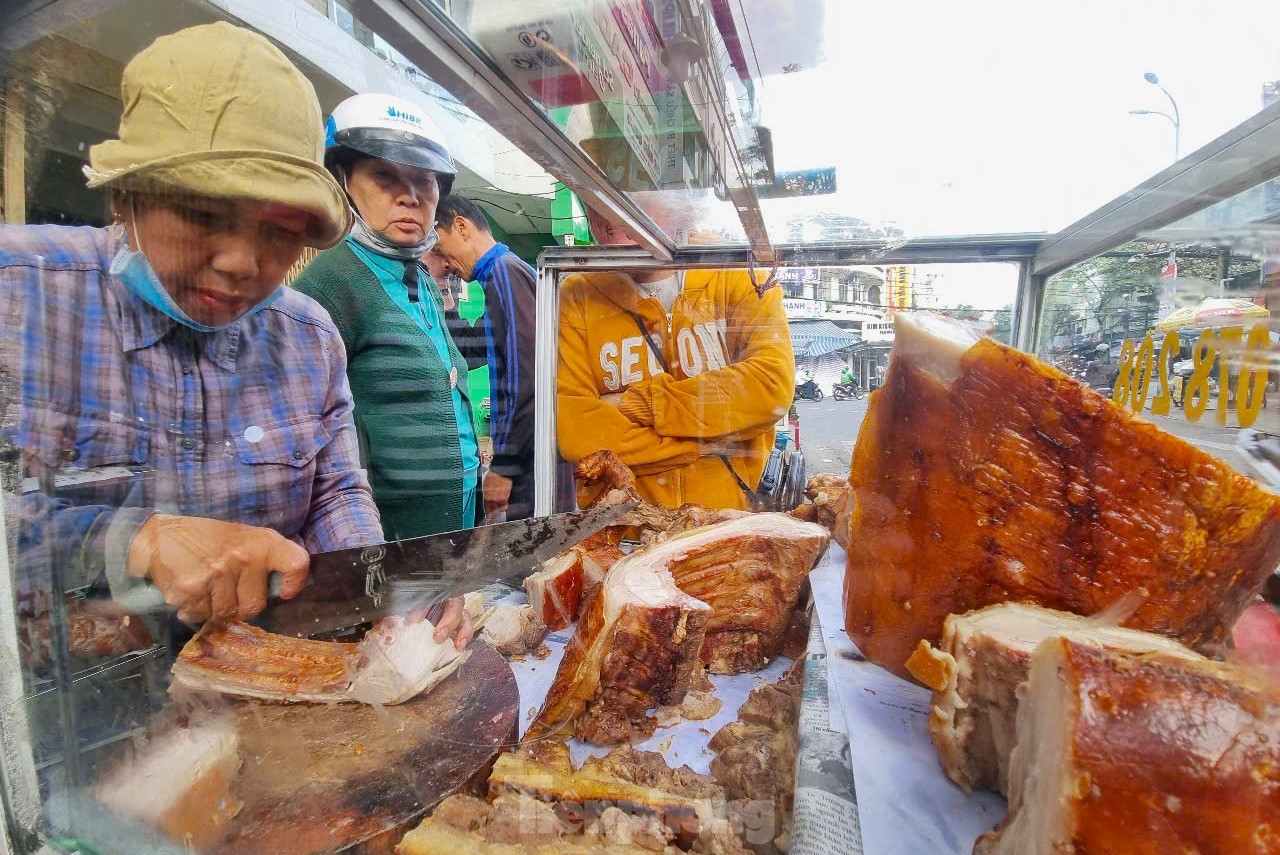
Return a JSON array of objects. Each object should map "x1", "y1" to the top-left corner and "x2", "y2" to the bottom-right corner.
[{"x1": 1129, "y1": 71, "x2": 1181, "y2": 161}]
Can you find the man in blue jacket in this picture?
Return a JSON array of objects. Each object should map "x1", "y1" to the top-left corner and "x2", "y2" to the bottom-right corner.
[{"x1": 432, "y1": 196, "x2": 537, "y2": 520}]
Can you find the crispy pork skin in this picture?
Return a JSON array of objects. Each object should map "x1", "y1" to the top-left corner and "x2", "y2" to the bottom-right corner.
[
  {"x1": 525, "y1": 537, "x2": 624, "y2": 633},
  {"x1": 525, "y1": 553, "x2": 712, "y2": 744},
  {"x1": 830, "y1": 488, "x2": 852, "y2": 551},
  {"x1": 904, "y1": 603, "x2": 1202, "y2": 795},
  {"x1": 657, "y1": 514, "x2": 829, "y2": 673},
  {"x1": 172, "y1": 618, "x2": 467, "y2": 705},
  {"x1": 846, "y1": 312, "x2": 1280, "y2": 679},
  {"x1": 93, "y1": 714, "x2": 242, "y2": 849},
  {"x1": 975, "y1": 637, "x2": 1280, "y2": 855},
  {"x1": 172, "y1": 621, "x2": 355, "y2": 703},
  {"x1": 577, "y1": 545, "x2": 617, "y2": 612}
]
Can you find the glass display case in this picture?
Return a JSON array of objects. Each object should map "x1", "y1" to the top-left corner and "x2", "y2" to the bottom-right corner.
[{"x1": 3, "y1": 1, "x2": 1280, "y2": 854}]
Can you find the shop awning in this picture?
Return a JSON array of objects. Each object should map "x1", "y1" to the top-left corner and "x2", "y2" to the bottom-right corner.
[{"x1": 789, "y1": 320, "x2": 860, "y2": 357}]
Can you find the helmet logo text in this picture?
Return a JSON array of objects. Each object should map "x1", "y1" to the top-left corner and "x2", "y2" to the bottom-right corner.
[{"x1": 387, "y1": 106, "x2": 423, "y2": 126}]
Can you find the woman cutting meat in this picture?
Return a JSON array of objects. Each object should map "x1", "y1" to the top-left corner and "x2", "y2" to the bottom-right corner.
[
  {"x1": 0, "y1": 24, "x2": 470, "y2": 646},
  {"x1": 293, "y1": 95, "x2": 482, "y2": 540}
]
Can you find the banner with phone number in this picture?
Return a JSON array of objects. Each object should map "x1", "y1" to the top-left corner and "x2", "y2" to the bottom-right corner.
[{"x1": 1111, "y1": 324, "x2": 1271, "y2": 427}]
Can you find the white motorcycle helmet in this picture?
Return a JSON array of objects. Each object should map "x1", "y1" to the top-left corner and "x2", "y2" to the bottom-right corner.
[{"x1": 324, "y1": 93, "x2": 456, "y2": 198}]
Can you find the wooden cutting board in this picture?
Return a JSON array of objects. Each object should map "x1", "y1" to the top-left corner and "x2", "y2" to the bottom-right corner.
[{"x1": 212, "y1": 642, "x2": 518, "y2": 855}]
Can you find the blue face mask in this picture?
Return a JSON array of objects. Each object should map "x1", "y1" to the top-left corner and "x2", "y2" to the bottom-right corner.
[{"x1": 109, "y1": 244, "x2": 283, "y2": 333}]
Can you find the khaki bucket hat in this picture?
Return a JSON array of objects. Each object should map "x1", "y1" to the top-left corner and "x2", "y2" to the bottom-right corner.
[{"x1": 86, "y1": 22, "x2": 350, "y2": 248}]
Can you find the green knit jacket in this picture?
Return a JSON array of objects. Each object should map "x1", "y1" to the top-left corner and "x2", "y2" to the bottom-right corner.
[{"x1": 293, "y1": 242, "x2": 474, "y2": 538}]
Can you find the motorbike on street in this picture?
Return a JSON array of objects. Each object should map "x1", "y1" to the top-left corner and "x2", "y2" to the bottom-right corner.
[
  {"x1": 794, "y1": 380, "x2": 823, "y2": 402},
  {"x1": 832, "y1": 381, "x2": 865, "y2": 401}
]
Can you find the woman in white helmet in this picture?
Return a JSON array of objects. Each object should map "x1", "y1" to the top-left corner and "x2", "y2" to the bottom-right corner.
[{"x1": 293, "y1": 94, "x2": 482, "y2": 541}]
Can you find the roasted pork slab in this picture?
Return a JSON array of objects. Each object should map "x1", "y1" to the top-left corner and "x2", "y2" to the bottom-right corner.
[
  {"x1": 656, "y1": 514, "x2": 829, "y2": 673},
  {"x1": 20, "y1": 595, "x2": 154, "y2": 669},
  {"x1": 975, "y1": 637, "x2": 1280, "y2": 855},
  {"x1": 524, "y1": 536, "x2": 623, "y2": 633},
  {"x1": 846, "y1": 312, "x2": 1280, "y2": 679},
  {"x1": 905, "y1": 602, "x2": 1202, "y2": 795},
  {"x1": 525, "y1": 551, "x2": 711, "y2": 745},
  {"x1": 522, "y1": 450, "x2": 714, "y2": 636},
  {"x1": 171, "y1": 617, "x2": 468, "y2": 705}
]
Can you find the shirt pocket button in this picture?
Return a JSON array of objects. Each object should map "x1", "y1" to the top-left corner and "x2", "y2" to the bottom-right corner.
[{"x1": 293, "y1": 450, "x2": 305, "y2": 461}]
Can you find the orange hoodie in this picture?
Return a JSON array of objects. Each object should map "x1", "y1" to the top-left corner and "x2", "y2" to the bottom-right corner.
[{"x1": 557, "y1": 269, "x2": 795, "y2": 509}]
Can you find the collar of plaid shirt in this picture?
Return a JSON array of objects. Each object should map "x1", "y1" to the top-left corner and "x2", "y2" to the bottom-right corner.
[{"x1": 118, "y1": 290, "x2": 242, "y2": 373}]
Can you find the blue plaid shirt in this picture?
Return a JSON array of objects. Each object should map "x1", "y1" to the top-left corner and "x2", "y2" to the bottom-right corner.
[{"x1": 0, "y1": 225, "x2": 381, "y2": 598}]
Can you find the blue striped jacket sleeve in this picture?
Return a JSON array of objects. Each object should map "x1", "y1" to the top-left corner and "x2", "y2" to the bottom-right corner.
[{"x1": 485, "y1": 254, "x2": 538, "y2": 477}]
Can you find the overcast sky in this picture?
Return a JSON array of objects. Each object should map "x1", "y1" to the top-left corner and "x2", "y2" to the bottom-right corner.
[{"x1": 758, "y1": 0, "x2": 1280, "y2": 240}]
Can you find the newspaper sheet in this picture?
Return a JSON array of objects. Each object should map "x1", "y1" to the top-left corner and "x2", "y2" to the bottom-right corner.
[
  {"x1": 790, "y1": 610, "x2": 864, "y2": 855},
  {"x1": 808, "y1": 549, "x2": 1007, "y2": 855}
]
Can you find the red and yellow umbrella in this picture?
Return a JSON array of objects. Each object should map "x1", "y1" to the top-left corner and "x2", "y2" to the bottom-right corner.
[{"x1": 1154, "y1": 298, "x2": 1269, "y2": 331}]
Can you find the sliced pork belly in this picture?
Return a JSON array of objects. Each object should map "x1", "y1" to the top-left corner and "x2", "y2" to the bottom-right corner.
[
  {"x1": 486, "y1": 743, "x2": 724, "y2": 851},
  {"x1": 171, "y1": 620, "x2": 355, "y2": 703}
]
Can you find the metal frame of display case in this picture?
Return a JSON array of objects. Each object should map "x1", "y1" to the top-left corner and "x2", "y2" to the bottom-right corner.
[
  {"x1": 1025, "y1": 99, "x2": 1280, "y2": 353},
  {"x1": 0, "y1": 487, "x2": 37, "y2": 855},
  {"x1": 1034, "y1": 99, "x2": 1280, "y2": 279},
  {"x1": 358, "y1": 0, "x2": 775, "y2": 263},
  {"x1": 355, "y1": 0, "x2": 680, "y2": 262}
]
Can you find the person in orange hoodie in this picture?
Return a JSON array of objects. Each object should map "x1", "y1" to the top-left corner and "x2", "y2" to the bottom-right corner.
[{"x1": 557, "y1": 209, "x2": 795, "y2": 510}]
